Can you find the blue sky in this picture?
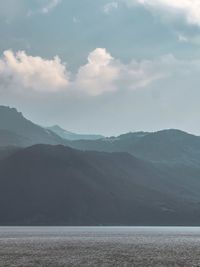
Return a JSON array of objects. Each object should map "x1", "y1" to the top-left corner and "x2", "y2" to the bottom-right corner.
[{"x1": 1, "y1": 0, "x2": 200, "y2": 135}]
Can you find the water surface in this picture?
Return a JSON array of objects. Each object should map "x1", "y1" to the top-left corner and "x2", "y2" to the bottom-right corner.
[{"x1": 0, "y1": 226, "x2": 200, "y2": 266}]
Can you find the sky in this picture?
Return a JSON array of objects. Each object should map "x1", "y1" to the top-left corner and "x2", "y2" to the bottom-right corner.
[{"x1": 1, "y1": 0, "x2": 200, "y2": 136}]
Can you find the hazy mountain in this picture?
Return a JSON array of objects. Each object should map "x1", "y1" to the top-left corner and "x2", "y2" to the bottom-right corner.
[
  {"x1": 0, "y1": 144, "x2": 200, "y2": 226},
  {"x1": 68, "y1": 130, "x2": 200, "y2": 166},
  {"x1": 0, "y1": 106, "x2": 200, "y2": 225},
  {"x1": 0, "y1": 106, "x2": 66, "y2": 146},
  {"x1": 0, "y1": 129, "x2": 30, "y2": 147},
  {"x1": 47, "y1": 125, "x2": 104, "y2": 141},
  {"x1": 1, "y1": 106, "x2": 200, "y2": 167}
]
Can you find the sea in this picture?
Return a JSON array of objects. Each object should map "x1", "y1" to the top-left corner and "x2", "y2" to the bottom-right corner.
[{"x1": 0, "y1": 226, "x2": 200, "y2": 266}]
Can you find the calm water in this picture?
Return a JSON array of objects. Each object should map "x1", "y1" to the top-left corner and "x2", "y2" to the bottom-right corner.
[{"x1": 0, "y1": 226, "x2": 200, "y2": 266}]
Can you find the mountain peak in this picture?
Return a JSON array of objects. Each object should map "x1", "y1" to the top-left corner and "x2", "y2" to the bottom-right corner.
[
  {"x1": 149, "y1": 129, "x2": 197, "y2": 139},
  {"x1": 118, "y1": 131, "x2": 150, "y2": 139},
  {"x1": 0, "y1": 105, "x2": 23, "y2": 117},
  {"x1": 0, "y1": 106, "x2": 66, "y2": 146}
]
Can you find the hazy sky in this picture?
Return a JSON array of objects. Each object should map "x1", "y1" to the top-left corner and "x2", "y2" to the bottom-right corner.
[{"x1": 1, "y1": 0, "x2": 200, "y2": 135}]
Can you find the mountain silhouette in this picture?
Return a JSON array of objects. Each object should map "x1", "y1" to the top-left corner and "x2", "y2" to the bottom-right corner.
[
  {"x1": 68, "y1": 130, "x2": 200, "y2": 165},
  {"x1": 1, "y1": 106, "x2": 200, "y2": 225},
  {"x1": 0, "y1": 106, "x2": 65, "y2": 146},
  {"x1": 0, "y1": 144, "x2": 200, "y2": 225}
]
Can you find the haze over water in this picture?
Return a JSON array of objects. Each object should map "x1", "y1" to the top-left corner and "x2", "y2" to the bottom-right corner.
[{"x1": 1, "y1": 226, "x2": 200, "y2": 266}]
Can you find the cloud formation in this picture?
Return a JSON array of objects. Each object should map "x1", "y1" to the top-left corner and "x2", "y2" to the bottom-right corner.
[
  {"x1": 0, "y1": 48, "x2": 165, "y2": 96},
  {"x1": 125, "y1": 0, "x2": 200, "y2": 26},
  {"x1": 41, "y1": 0, "x2": 62, "y2": 14},
  {"x1": 76, "y1": 48, "x2": 167, "y2": 95},
  {"x1": 178, "y1": 33, "x2": 200, "y2": 45},
  {"x1": 103, "y1": 2, "x2": 119, "y2": 14},
  {"x1": 1, "y1": 48, "x2": 198, "y2": 97},
  {"x1": 76, "y1": 48, "x2": 120, "y2": 95},
  {"x1": 0, "y1": 50, "x2": 69, "y2": 92}
]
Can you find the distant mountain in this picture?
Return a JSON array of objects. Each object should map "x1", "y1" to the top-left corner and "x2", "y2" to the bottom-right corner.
[
  {"x1": 68, "y1": 129, "x2": 200, "y2": 166},
  {"x1": 0, "y1": 106, "x2": 66, "y2": 147},
  {"x1": 1, "y1": 106, "x2": 200, "y2": 167},
  {"x1": 1, "y1": 144, "x2": 200, "y2": 226},
  {"x1": 47, "y1": 125, "x2": 104, "y2": 141},
  {"x1": 2, "y1": 106, "x2": 200, "y2": 225}
]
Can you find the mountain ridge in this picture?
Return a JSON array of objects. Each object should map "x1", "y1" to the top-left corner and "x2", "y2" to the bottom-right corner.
[
  {"x1": 1, "y1": 106, "x2": 200, "y2": 225},
  {"x1": 0, "y1": 144, "x2": 200, "y2": 225},
  {"x1": 0, "y1": 106, "x2": 66, "y2": 146},
  {"x1": 68, "y1": 129, "x2": 200, "y2": 165}
]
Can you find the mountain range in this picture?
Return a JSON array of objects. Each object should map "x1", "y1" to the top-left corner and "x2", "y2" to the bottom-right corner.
[
  {"x1": 69, "y1": 130, "x2": 200, "y2": 166},
  {"x1": 47, "y1": 125, "x2": 104, "y2": 141},
  {"x1": 1, "y1": 106, "x2": 200, "y2": 225}
]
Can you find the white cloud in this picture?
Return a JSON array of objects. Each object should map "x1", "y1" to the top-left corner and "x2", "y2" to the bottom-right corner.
[
  {"x1": 41, "y1": 0, "x2": 62, "y2": 14},
  {"x1": 178, "y1": 33, "x2": 200, "y2": 45},
  {"x1": 0, "y1": 48, "x2": 164, "y2": 96},
  {"x1": 76, "y1": 48, "x2": 120, "y2": 96},
  {"x1": 103, "y1": 2, "x2": 119, "y2": 14},
  {"x1": 124, "y1": 0, "x2": 200, "y2": 26},
  {"x1": 1, "y1": 48, "x2": 199, "y2": 97},
  {"x1": 119, "y1": 59, "x2": 166, "y2": 90},
  {"x1": 178, "y1": 33, "x2": 188, "y2": 43},
  {"x1": 76, "y1": 48, "x2": 166, "y2": 95},
  {"x1": 0, "y1": 50, "x2": 69, "y2": 92},
  {"x1": 76, "y1": 50, "x2": 200, "y2": 95}
]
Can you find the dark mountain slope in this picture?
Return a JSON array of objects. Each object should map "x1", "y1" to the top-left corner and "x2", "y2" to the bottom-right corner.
[
  {"x1": 0, "y1": 145, "x2": 200, "y2": 226},
  {"x1": 0, "y1": 146, "x2": 19, "y2": 160},
  {"x1": 0, "y1": 106, "x2": 66, "y2": 146},
  {"x1": 0, "y1": 129, "x2": 30, "y2": 147}
]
